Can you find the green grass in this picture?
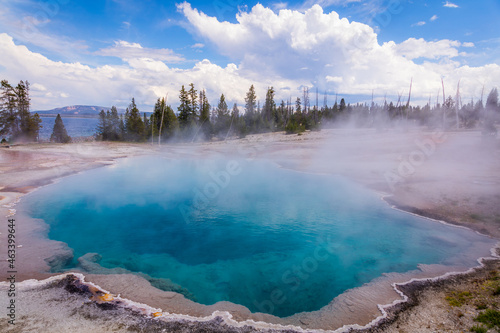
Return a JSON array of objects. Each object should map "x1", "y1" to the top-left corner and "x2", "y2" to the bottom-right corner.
[
  {"x1": 469, "y1": 213, "x2": 485, "y2": 221},
  {"x1": 476, "y1": 302, "x2": 488, "y2": 310},
  {"x1": 474, "y1": 309, "x2": 500, "y2": 330},
  {"x1": 483, "y1": 278, "x2": 500, "y2": 296},
  {"x1": 470, "y1": 324, "x2": 488, "y2": 333},
  {"x1": 446, "y1": 291, "x2": 473, "y2": 307}
]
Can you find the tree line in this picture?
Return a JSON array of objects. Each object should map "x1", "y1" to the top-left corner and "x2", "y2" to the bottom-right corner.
[
  {"x1": 0, "y1": 80, "x2": 42, "y2": 142},
  {"x1": 96, "y1": 83, "x2": 500, "y2": 143},
  {"x1": 0, "y1": 79, "x2": 74, "y2": 144},
  {"x1": 2, "y1": 78, "x2": 498, "y2": 144}
]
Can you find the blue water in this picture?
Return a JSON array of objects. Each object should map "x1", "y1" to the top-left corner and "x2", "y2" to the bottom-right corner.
[
  {"x1": 38, "y1": 116, "x2": 98, "y2": 140},
  {"x1": 22, "y1": 156, "x2": 495, "y2": 317}
]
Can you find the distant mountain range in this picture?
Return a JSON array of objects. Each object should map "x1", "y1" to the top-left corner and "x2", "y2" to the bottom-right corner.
[{"x1": 34, "y1": 105, "x2": 127, "y2": 117}]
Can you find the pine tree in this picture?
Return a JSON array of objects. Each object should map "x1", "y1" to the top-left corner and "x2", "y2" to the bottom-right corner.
[
  {"x1": 152, "y1": 97, "x2": 178, "y2": 141},
  {"x1": 177, "y1": 85, "x2": 191, "y2": 129},
  {"x1": 285, "y1": 97, "x2": 305, "y2": 134},
  {"x1": 50, "y1": 114, "x2": 71, "y2": 143},
  {"x1": 0, "y1": 81, "x2": 17, "y2": 139},
  {"x1": 26, "y1": 112, "x2": 42, "y2": 141},
  {"x1": 125, "y1": 98, "x2": 145, "y2": 141},
  {"x1": 244, "y1": 85, "x2": 258, "y2": 132},
  {"x1": 483, "y1": 88, "x2": 499, "y2": 136},
  {"x1": 96, "y1": 110, "x2": 107, "y2": 140},
  {"x1": 188, "y1": 83, "x2": 198, "y2": 120},
  {"x1": 199, "y1": 90, "x2": 212, "y2": 139},
  {"x1": 262, "y1": 86, "x2": 276, "y2": 127},
  {"x1": 339, "y1": 98, "x2": 346, "y2": 112},
  {"x1": 16, "y1": 80, "x2": 31, "y2": 136},
  {"x1": 486, "y1": 88, "x2": 498, "y2": 113},
  {"x1": 276, "y1": 100, "x2": 286, "y2": 130},
  {"x1": 245, "y1": 85, "x2": 257, "y2": 116},
  {"x1": 108, "y1": 106, "x2": 121, "y2": 140},
  {"x1": 0, "y1": 79, "x2": 41, "y2": 141},
  {"x1": 215, "y1": 93, "x2": 230, "y2": 137},
  {"x1": 163, "y1": 105, "x2": 179, "y2": 139},
  {"x1": 231, "y1": 103, "x2": 239, "y2": 118}
]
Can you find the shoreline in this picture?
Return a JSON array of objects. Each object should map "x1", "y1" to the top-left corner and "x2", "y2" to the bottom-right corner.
[{"x1": 1, "y1": 128, "x2": 500, "y2": 331}]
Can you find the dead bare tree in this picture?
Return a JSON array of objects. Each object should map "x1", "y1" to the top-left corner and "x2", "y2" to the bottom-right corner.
[
  {"x1": 455, "y1": 80, "x2": 461, "y2": 129},
  {"x1": 159, "y1": 93, "x2": 168, "y2": 146},
  {"x1": 442, "y1": 78, "x2": 446, "y2": 128},
  {"x1": 406, "y1": 78, "x2": 413, "y2": 120}
]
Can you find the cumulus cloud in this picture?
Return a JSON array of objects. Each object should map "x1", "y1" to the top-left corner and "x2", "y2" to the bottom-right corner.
[
  {"x1": 430, "y1": 15, "x2": 438, "y2": 21},
  {"x1": 1, "y1": 3, "x2": 498, "y2": 111},
  {"x1": 96, "y1": 40, "x2": 185, "y2": 63},
  {"x1": 177, "y1": 2, "x2": 499, "y2": 101},
  {"x1": 0, "y1": 33, "x2": 266, "y2": 110}
]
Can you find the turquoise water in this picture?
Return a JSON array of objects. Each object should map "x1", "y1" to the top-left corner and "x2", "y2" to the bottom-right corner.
[{"x1": 23, "y1": 156, "x2": 495, "y2": 317}]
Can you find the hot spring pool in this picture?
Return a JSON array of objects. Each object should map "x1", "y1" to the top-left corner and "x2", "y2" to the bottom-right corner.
[{"x1": 23, "y1": 156, "x2": 495, "y2": 317}]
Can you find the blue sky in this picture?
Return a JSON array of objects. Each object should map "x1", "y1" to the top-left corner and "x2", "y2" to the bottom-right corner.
[{"x1": 0, "y1": 0, "x2": 498, "y2": 110}]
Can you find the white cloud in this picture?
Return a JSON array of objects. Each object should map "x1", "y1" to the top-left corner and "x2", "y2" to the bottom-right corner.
[
  {"x1": 412, "y1": 21, "x2": 426, "y2": 27},
  {"x1": 0, "y1": 3, "x2": 498, "y2": 112},
  {"x1": 326, "y1": 76, "x2": 343, "y2": 83},
  {"x1": 177, "y1": 2, "x2": 499, "y2": 102},
  {"x1": 0, "y1": 33, "x2": 266, "y2": 110},
  {"x1": 462, "y1": 42, "x2": 475, "y2": 48},
  {"x1": 430, "y1": 15, "x2": 438, "y2": 21},
  {"x1": 273, "y1": 2, "x2": 289, "y2": 11},
  {"x1": 443, "y1": 1, "x2": 459, "y2": 8},
  {"x1": 31, "y1": 83, "x2": 47, "y2": 91},
  {"x1": 96, "y1": 40, "x2": 185, "y2": 63},
  {"x1": 191, "y1": 43, "x2": 205, "y2": 48},
  {"x1": 391, "y1": 38, "x2": 460, "y2": 59}
]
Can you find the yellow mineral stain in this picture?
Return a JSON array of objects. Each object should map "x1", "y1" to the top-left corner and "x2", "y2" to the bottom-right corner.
[{"x1": 98, "y1": 293, "x2": 114, "y2": 302}]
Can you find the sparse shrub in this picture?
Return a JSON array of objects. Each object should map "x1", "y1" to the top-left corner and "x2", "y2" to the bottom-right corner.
[
  {"x1": 469, "y1": 213, "x2": 485, "y2": 220},
  {"x1": 285, "y1": 119, "x2": 305, "y2": 134},
  {"x1": 474, "y1": 309, "x2": 500, "y2": 330},
  {"x1": 483, "y1": 279, "x2": 500, "y2": 295},
  {"x1": 476, "y1": 302, "x2": 488, "y2": 310},
  {"x1": 470, "y1": 324, "x2": 488, "y2": 333},
  {"x1": 446, "y1": 291, "x2": 473, "y2": 307}
]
